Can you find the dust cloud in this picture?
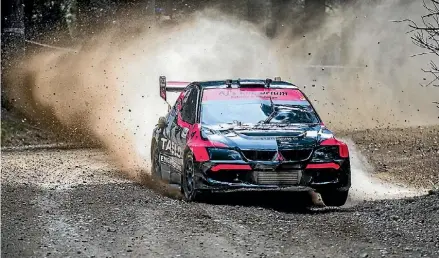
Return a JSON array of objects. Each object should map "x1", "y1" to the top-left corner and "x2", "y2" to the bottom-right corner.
[
  {"x1": 341, "y1": 138, "x2": 426, "y2": 204},
  {"x1": 274, "y1": 0, "x2": 438, "y2": 130},
  {"x1": 4, "y1": 1, "x2": 438, "y2": 189}
]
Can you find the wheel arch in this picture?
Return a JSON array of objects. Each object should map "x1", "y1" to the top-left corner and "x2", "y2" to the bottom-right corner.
[
  {"x1": 150, "y1": 138, "x2": 158, "y2": 159},
  {"x1": 182, "y1": 146, "x2": 194, "y2": 167}
]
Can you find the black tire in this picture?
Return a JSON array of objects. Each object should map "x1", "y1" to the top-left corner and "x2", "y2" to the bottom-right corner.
[
  {"x1": 151, "y1": 140, "x2": 162, "y2": 179},
  {"x1": 320, "y1": 189, "x2": 349, "y2": 207},
  {"x1": 181, "y1": 152, "x2": 204, "y2": 202}
]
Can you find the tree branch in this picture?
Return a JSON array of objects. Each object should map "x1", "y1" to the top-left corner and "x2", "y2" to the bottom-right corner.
[{"x1": 399, "y1": 0, "x2": 439, "y2": 93}]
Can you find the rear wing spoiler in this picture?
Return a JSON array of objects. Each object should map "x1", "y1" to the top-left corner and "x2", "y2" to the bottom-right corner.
[{"x1": 159, "y1": 76, "x2": 190, "y2": 102}]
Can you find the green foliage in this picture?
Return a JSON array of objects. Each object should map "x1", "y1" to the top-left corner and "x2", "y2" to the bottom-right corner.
[{"x1": 1, "y1": 118, "x2": 24, "y2": 146}]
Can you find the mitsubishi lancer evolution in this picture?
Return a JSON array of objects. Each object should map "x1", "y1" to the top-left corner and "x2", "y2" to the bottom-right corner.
[{"x1": 151, "y1": 76, "x2": 351, "y2": 206}]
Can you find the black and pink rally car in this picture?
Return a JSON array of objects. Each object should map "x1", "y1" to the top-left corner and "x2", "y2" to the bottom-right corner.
[{"x1": 151, "y1": 76, "x2": 351, "y2": 206}]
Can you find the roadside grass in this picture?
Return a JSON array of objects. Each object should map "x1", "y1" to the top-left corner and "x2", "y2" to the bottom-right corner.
[
  {"x1": 1, "y1": 109, "x2": 100, "y2": 148},
  {"x1": 1, "y1": 118, "x2": 27, "y2": 146},
  {"x1": 1, "y1": 115, "x2": 47, "y2": 147}
]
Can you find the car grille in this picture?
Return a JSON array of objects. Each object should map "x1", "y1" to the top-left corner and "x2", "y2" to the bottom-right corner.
[
  {"x1": 280, "y1": 149, "x2": 313, "y2": 161},
  {"x1": 241, "y1": 149, "x2": 313, "y2": 161},
  {"x1": 241, "y1": 150, "x2": 276, "y2": 161},
  {"x1": 254, "y1": 170, "x2": 301, "y2": 185}
]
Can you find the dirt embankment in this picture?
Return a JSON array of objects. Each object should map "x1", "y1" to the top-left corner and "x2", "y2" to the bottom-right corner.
[
  {"x1": 1, "y1": 108, "x2": 99, "y2": 149},
  {"x1": 338, "y1": 125, "x2": 439, "y2": 189}
]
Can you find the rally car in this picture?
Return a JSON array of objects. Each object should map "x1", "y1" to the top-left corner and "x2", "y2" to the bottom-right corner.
[{"x1": 151, "y1": 76, "x2": 351, "y2": 206}]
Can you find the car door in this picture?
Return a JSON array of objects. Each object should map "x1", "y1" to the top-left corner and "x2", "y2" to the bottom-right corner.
[
  {"x1": 169, "y1": 86, "x2": 199, "y2": 181},
  {"x1": 158, "y1": 99, "x2": 178, "y2": 181}
]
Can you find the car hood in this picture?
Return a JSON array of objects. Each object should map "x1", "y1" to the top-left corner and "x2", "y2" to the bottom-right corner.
[{"x1": 202, "y1": 124, "x2": 334, "y2": 150}]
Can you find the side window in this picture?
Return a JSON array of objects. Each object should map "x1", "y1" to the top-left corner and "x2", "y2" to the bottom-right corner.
[
  {"x1": 181, "y1": 87, "x2": 198, "y2": 124},
  {"x1": 164, "y1": 103, "x2": 177, "y2": 137},
  {"x1": 166, "y1": 103, "x2": 177, "y2": 125}
]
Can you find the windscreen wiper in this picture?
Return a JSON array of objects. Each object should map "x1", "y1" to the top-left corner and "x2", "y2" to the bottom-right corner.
[
  {"x1": 218, "y1": 120, "x2": 247, "y2": 128},
  {"x1": 258, "y1": 105, "x2": 311, "y2": 124},
  {"x1": 257, "y1": 96, "x2": 276, "y2": 124}
]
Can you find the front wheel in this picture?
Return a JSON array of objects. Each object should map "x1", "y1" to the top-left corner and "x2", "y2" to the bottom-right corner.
[
  {"x1": 320, "y1": 189, "x2": 349, "y2": 207},
  {"x1": 181, "y1": 152, "x2": 205, "y2": 202}
]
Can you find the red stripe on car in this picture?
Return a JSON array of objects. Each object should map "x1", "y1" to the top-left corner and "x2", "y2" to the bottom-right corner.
[
  {"x1": 211, "y1": 164, "x2": 252, "y2": 172},
  {"x1": 306, "y1": 163, "x2": 341, "y2": 170}
]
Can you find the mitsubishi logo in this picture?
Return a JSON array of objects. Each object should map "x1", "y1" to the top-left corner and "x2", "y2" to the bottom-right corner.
[{"x1": 273, "y1": 151, "x2": 285, "y2": 162}]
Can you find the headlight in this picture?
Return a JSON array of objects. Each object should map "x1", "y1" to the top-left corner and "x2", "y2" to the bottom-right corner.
[
  {"x1": 311, "y1": 146, "x2": 339, "y2": 161},
  {"x1": 207, "y1": 148, "x2": 242, "y2": 160},
  {"x1": 201, "y1": 127, "x2": 215, "y2": 140}
]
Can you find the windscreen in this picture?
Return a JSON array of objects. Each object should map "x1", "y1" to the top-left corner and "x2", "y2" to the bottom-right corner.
[{"x1": 200, "y1": 88, "x2": 320, "y2": 125}]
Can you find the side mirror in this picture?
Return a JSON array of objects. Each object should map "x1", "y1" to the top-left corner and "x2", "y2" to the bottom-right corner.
[
  {"x1": 157, "y1": 116, "x2": 167, "y2": 129},
  {"x1": 181, "y1": 127, "x2": 189, "y2": 138}
]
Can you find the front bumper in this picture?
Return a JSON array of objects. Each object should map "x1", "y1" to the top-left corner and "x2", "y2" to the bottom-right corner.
[{"x1": 195, "y1": 159, "x2": 351, "y2": 193}]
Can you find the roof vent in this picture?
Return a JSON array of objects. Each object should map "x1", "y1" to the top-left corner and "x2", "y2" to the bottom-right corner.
[
  {"x1": 225, "y1": 79, "x2": 232, "y2": 88},
  {"x1": 274, "y1": 77, "x2": 281, "y2": 81},
  {"x1": 265, "y1": 78, "x2": 273, "y2": 88}
]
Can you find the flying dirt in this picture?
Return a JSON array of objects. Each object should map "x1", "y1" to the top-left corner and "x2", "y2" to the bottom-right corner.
[
  {"x1": 2, "y1": 1, "x2": 439, "y2": 257},
  {"x1": 4, "y1": 1, "x2": 438, "y2": 193},
  {"x1": 341, "y1": 138, "x2": 427, "y2": 203}
]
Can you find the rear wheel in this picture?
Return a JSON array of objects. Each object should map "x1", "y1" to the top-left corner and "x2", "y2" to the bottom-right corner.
[
  {"x1": 181, "y1": 152, "x2": 205, "y2": 202},
  {"x1": 320, "y1": 189, "x2": 349, "y2": 207},
  {"x1": 151, "y1": 141, "x2": 161, "y2": 179}
]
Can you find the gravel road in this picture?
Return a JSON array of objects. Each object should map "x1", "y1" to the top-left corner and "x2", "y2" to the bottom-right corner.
[{"x1": 2, "y1": 128, "x2": 439, "y2": 258}]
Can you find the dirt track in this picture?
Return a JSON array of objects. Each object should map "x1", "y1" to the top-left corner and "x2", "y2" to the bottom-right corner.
[{"x1": 2, "y1": 127, "x2": 439, "y2": 258}]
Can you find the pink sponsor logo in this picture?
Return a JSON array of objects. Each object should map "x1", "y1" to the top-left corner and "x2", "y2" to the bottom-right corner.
[{"x1": 202, "y1": 88, "x2": 307, "y2": 101}]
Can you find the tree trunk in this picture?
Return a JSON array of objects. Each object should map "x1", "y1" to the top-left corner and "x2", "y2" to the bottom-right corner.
[
  {"x1": 1, "y1": 0, "x2": 25, "y2": 54},
  {"x1": 247, "y1": 0, "x2": 276, "y2": 37},
  {"x1": 247, "y1": 0, "x2": 264, "y2": 24},
  {"x1": 304, "y1": 0, "x2": 326, "y2": 30},
  {"x1": 146, "y1": 0, "x2": 156, "y2": 16},
  {"x1": 1, "y1": 0, "x2": 25, "y2": 109},
  {"x1": 76, "y1": 0, "x2": 92, "y2": 38},
  {"x1": 340, "y1": 0, "x2": 355, "y2": 65}
]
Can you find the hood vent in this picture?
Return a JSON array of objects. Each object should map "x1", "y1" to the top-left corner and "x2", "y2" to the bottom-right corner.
[{"x1": 238, "y1": 130, "x2": 306, "y2": 137}]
